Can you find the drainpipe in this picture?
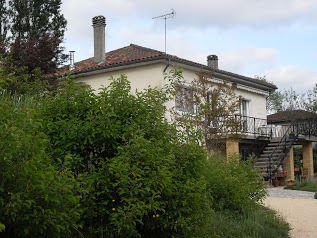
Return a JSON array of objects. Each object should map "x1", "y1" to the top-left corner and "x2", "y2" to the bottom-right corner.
[{"x1": 163, "y1": 58, "x2": 170, "y2": 72}]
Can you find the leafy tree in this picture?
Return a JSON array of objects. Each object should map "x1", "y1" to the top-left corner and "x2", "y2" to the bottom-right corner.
[
  {"x1": 0, "y1": 92, "x2": 82, "y2": 237},
  {"x1": 0, "y1": 0, "x2": 9, "y2": 56},
  {"x1": 173, "y1": 71, "x2": 242, "y2": 155},
  {"x1": 38, "y1": 74, "x2": 212, "y2": 237},
  {"x1": 0, "y1": 64, "x2": 52, "y2": 95},
  {"x1": 267, "y1": 84, "x2": 317, "y2": 114},
  {"x1": 5, "y1": 0, "x2": 67, "y2": 74}
]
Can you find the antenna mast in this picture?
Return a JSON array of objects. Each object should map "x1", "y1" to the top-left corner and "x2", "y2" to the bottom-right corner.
[{"x1": 152, "y1": 9, "x2": 175, "y2": 53}]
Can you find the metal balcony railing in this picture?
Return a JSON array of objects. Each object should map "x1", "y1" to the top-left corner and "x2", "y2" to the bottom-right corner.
[
  {"x1": 217, "y1": 116, "x2": 317, "y2": 138},
  {"x1": 211, "y1": 115, "x2": 271, "y2": 138}
]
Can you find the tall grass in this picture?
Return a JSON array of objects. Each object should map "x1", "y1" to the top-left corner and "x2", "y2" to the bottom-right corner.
[
  {"x1": 209, "y1": 204, "x2": 290, "y2": 238},
  {"x1": 285, "y1": 179, "x2": 317, "y2": 192},
  {"x1": 197, "y1": 155, "x2": 290, "y2": 238}
]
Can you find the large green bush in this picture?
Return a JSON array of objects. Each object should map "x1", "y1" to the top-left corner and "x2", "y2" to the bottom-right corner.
[
  {"x1": 0, "y1": 72, "x2": 288, "y2": 237},
  {"x1": 204, "y1": 155, "x2": 267, "y2": 212},
  {"x1": 0, "y1": 93, "x2": 81, "y2": 237},
  {"x1": 37, "y1": 75, "x2": 212, "y2": 237}
]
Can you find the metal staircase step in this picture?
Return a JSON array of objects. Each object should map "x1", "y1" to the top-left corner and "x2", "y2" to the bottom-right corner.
[{"x1": 253, "y1": 124, "x2": 296, "y2": 179}]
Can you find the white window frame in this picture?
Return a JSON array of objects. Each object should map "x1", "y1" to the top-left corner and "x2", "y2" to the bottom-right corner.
[{"x1": 175, "y1": 83, "x2": 195, "y2": 115}]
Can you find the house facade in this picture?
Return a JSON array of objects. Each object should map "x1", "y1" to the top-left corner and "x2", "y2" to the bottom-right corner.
[{"x1": 55, "y1": 16, "x2": 313, "y2": 178}]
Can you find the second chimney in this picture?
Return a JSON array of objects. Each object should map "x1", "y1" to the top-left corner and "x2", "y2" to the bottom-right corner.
[
  {"x1": 207, "y1": 55, "x2": 218, "y2": 69},
  {"x1": 92, "y1": 15, "x2": 106, "y2": 64}
]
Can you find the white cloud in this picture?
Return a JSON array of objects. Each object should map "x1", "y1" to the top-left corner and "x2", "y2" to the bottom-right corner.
[
  {"x1": 127, "y1": 0, "x2": 317, "y2": 28},
  {"x1": 60, "y1": 1, "x2": 317, "y2": 93},
  {"x1": 62, "y1": 0, "x2": 317, "y2": 42},
  {"x1": 223, "y1": 48, "x2": 276, "y2": 64},
  {"x1": 265, "y1": 65, "x2": 317, "y2": 92},
  {"x1": 218, "y1": 48, "x2": 277, "y2": 73}
]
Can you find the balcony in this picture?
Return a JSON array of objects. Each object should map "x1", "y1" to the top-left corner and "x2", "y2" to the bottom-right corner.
[
  {"x1": 212, "y1": 116, "x2": 317, "y2": 139},
  {"x1": 211, "y1": 115, "x2": 270, "y2": 138}
]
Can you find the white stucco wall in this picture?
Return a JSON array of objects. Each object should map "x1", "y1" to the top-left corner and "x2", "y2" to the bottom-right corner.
[
  {"x1": 76, "y1": 62, "x2": 268, "y2": 122},
  {"x1": 166, "y1": 66, "x2": 268, "y2": 121},
  {"x1": 234, "y1": 88, "x2": 267, "y2": 120},
  {"x1": 77, "y1": 63, "x2": 166, "y2": 93}
]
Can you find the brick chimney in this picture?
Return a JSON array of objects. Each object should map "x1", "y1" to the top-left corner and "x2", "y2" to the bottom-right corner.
[
  {"x1": 207, "y1": 55, "x2": 218, "y2": 69},
  {"x1": 92, "y1": 16, "x2": 106, "y2": 64}
]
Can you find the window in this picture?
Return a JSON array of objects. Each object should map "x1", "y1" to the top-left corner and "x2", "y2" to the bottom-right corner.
[
  {"x1": 175, "y1": 86, "x2": 194, "y2": 113},
  {"x1": 240, "y1": 99, "x2": 249, "y2": 117},
  {"x1": 240, "y1": 99, "x2": 250, "y2": 131}
]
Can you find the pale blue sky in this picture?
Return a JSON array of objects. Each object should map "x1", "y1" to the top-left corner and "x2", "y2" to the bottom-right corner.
[{"x1": 61, "y1": 0, "x2": 317, "y2": 92}]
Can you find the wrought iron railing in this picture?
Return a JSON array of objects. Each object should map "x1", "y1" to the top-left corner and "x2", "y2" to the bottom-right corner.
[
  {"x1": 266, "y1": 120, "x2": 297, "y2": 181},
  {"x1": 291, "y1": 119, "x2": 317, "y2": 138},
  {"x1": 211, "y1": 116, "x2": 317, "y2": 139},
  {"x1": 212, "y1": 115, "x2": 271, "y2": 138},
  {"x1": 264, "y1": 117, "x2": 317, "y2": 181}
]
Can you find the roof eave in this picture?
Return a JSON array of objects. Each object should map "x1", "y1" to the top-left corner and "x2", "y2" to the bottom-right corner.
[
  {"x1": 62, "y1": 55, "x2": 277, "y2": 92},
  {"x1": 71, "y1": 57, "x2": 167, "y2": 78}
]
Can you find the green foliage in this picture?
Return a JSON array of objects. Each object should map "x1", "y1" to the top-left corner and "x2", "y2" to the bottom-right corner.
[
  {"x1": 267, "y1": 85, "x2": 317, "y2": 114},
  {"x1": 0, "y1": 0, "x2": 9, "y2": 55},
  {"x1": 204, "y1": 155, "x2": 267, "y2": 212},
  {"x1": 267, "y1": 90, "x2": 283, "y2": 113},
  {"x1": 9, "y1": 0, "x2": 67, "y2": 39},
  {"x1": 1, "y1": 0, "x2": 67, "y2": 74},
  {"x1": 284, "y1": 180, "x2": 317, "y2": 192},
  {"x1": 0, "y1": 65, "x2": 51, "y2": 95},
  {"x1": 38, "y1": 75, "x2": 212, "y2": 237},
  {"x1": 210, "y1": 205, "x2": 290, "y2": 238},
  {"x1": 174, "y1": 72, "x2": 242, "y2": 154},
  {"x1": 0, "y1": 92, "x2": 81, "y2": 237},
  {"x1": 0, "y1": 72, "x2": 288, "y2": 237}
]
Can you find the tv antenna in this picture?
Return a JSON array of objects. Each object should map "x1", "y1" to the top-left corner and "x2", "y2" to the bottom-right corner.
[{"x1": 152, "y1": 9, "x2": 175, "y2": 53}]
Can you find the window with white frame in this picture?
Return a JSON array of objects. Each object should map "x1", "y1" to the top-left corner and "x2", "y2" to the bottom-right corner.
[
  {"x1": 240, "y1": 99, "x2": 249, "y2": 117},
  {"x1": 240, "y1": 99, "x2": 250, "y2": 131},
  {"x1": 175, "y1": 85, "x2": 194, "y2": 113}
]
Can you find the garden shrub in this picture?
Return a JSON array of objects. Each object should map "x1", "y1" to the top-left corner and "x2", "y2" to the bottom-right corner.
[
  {"x1": 0, "y1": 73, "x2": 288, "y2": 238},
  {"x1": 0, "y1": 92, "x2": 81, "y2": 237},
  {"x1": 204, "y1": 154, "x2": 267, "y2": 212},
  {"x1": 38, "y1": 75, "x2": 213, "y2": 237}
]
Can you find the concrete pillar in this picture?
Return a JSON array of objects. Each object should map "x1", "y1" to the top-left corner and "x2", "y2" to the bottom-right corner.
[
  {"x1": 303, "y1": 142, "x2": 314, "y2": 179},
  {"x1": 226, "y1": 138, "x2": 239, "y2": 160},
  {"x1": 283, "y1": 146, "x2": 294, "y2": 180}
]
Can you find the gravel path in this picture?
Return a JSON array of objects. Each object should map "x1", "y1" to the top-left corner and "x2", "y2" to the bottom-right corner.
[{"x1": 264, "y1": 187, "x2": 317, "y2": 238}]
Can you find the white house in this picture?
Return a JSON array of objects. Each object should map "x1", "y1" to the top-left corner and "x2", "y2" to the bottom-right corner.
[
  {"x1": 52, "y1": 16, "x2": 317, "y2": 181},
  {"x1": 54, "y1": 16, "x2": 276, "y2": 125}
]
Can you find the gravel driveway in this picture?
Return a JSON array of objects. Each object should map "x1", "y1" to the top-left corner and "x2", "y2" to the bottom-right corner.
[{"x1": 264, "y1": 187, "x2": 317, "y2": 238}]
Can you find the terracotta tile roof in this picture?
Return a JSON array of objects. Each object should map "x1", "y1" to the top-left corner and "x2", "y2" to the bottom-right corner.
[
  {"x1": 52, "y1": 44, "x2": 277, "y2": 90},
  {"x1": 52, "y1": 44, "x2": 165, "y2": 77},
  {"x1": 268, "y1": 110, "x2": 317, "y2": 123}
]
